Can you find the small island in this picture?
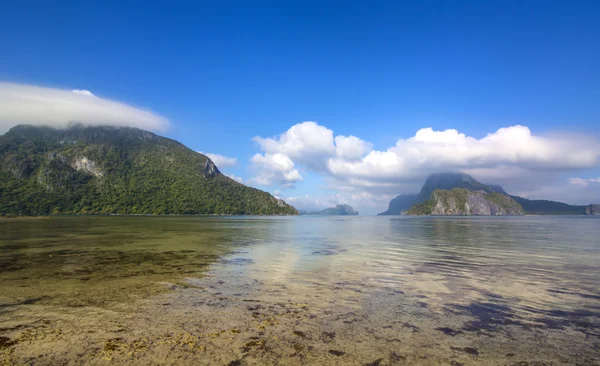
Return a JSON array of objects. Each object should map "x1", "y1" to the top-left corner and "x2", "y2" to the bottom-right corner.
[{"x1": 302, "y1": 204, "x2": 359, "y2": 216}]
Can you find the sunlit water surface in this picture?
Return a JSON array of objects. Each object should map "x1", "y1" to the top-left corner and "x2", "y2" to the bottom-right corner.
[{"x1": 1, "y1": 216, "x2": 599, "y2": 365}]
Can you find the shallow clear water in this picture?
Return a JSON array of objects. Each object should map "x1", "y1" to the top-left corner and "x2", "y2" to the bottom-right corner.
[{"x1": 1, "y1": 216, "x2": 599, "y2": 365}]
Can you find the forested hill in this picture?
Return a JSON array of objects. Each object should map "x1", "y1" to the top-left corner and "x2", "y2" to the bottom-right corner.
[{"x1": 0, "y1": 124, "x2": 298, "y2": 216}]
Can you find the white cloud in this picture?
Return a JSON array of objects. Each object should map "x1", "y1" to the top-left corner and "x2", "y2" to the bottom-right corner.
[
  {"x1": 515, "y1": 177, "x2": 600, "y2": 205},
  {"x1": 200, "y1": 152, "x2": 237, "y2": 167},
  {"x1": 250, "y1": 152, "x2": 302, "y2": 186},
  {"x1": 71, "y1": 89, "x2": 94, "y2": 96},
  {"x1": 251, "y1": 121, "x2": 371, "y2": 185},
  {"x1": 283, "y1": 191, "x2": 393, "y2": 215},
  {"x1": 250, "y1": 121, "x2": 600, "y2": 213},
  {"x1": 226, "y1": 174, "x2": 244, "y2": 183},
  {"x1": 284, "y1": 194, "x2": 338, "y2": 211},
  {"x1": 334, "y1": 135, "x2": 372, "y2": 161},
  {"x1": 569, "y1": 177, "x2": 600, "y2": 187},
  {"x1": 0, "y1": 82, "x2": 169, "y2": 133},
  {"x1": 327, "y1": 125, "x2": 600, "y2": 187},
  {"x1": 253, "y1": 121, "x2": 336, "y2": 170}
]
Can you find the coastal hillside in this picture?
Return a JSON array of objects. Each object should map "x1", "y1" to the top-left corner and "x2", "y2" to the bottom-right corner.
[
  {"x1": 305, "y1": 204, "x2": 359, "y2": 216},
  {"x1": 0, "y1": 124, "x2": 298, "y2": 216},
  {"x1": 405, "y1": 188, "x2": 524, "y2": 216}
]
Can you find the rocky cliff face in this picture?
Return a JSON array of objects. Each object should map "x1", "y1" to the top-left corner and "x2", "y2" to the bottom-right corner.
[
  {"x1": 586, "y1": 204, "x2": 600, "y2": 215},
  {"x1": 405, "y1": 188, "x2": 524, "y2": 216}
]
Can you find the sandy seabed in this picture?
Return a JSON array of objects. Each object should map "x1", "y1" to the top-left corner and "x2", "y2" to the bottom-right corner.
[
  {"x1": 1, "y1": 216, "x2": 599, "y2": 365},
  {"x1": 1, "y1": 272, "x2": 598, "y2": 366}
]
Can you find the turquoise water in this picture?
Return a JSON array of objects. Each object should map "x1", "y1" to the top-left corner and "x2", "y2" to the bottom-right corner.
[{"x1": 1, "y1": 216, "x2": 599, "y2": 365}]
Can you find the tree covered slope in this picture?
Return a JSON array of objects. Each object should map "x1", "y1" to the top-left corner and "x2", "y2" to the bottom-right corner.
[{"x1": 0, "y1": 124, "x2": 298, "y2": 216}]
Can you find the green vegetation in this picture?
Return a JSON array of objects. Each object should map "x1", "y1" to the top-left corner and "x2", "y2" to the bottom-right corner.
[
  {"x1": 404, "y1": 200, "x2": 434, "y2": 215},
  {"x1": 436, "y1": 188, "x2": 469, "y2": 212},
  {"x1": 486, "y1": 192, "x2": 522, "y2": 211},
  {"x1": 404, "y1": 188, "x2": 524, "y2": 216},
  {"x1": 0, "y1": 124, "x2": 298, "y2": 216},
  {"x1": 386, "y1": 172, "x2": 583, "y2": 216}
]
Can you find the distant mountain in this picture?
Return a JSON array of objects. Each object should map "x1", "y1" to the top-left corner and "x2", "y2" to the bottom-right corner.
[
  {"x1": 381, "y1": 172, "x2": 585, "y2": 216},
  {"x1": 0, "y1": 124, "x2": 298, "y2": 216},
  {"x1": 419, "y1": 172, "x2": 503, "y2": 201},
  {"x1": 511, "y1": 196, "x2": 585, "y2": 215},
  {"x1": 405, "y1": 188, "x2": 524, "y2": 216},
  {"x1": 377, "y1": 194, "x2": 419, "y2": 215},
  {"x1": 485, "y1": 184, "x2": 508, "y2": 195},
  {"x1": 305, "y1": 204, "x2": 359, "y2": 216}
]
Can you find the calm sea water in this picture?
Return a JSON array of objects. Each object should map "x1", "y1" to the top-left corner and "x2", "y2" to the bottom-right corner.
[{"x1": 1, "y1": 216, "x2": 599, "y2": 365}]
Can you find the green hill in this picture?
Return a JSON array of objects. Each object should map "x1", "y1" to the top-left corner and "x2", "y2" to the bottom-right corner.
[{"x1": 0, "y1": 124, "x2": 298, "y2": 216}]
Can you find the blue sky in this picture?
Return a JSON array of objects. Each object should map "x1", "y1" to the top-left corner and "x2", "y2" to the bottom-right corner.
[{"x1": 1, "y1": 1, "x2": 599, "y2": 214}]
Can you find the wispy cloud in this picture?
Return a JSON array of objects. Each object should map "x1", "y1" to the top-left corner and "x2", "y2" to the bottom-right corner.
[
  {"x1": 226, "y1": 174, "x2": 244, "y2": 183},
  {"x1": 515, "y1": 177, "x2": 600, "y2": 205},
  {"x1": 200, "y1": 152, "x2": 238, "y2": 167},
  {"x1": 0, "y1": 82, "x2": 169, "y2": 133},
  {"x1": 569, "y1": 177, "x2": 600, "y2": 187},
  {"x1": 70, "y1": 89, "x2": 94, "y2": 96}
]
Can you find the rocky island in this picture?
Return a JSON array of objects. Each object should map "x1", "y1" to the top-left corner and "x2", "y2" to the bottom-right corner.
[
  {"x1": 405, "y1": 188, "x2": 524, "y2": 216},
  {"x1": 381, "y1": 172, "x2": 587, "y2": 216}
]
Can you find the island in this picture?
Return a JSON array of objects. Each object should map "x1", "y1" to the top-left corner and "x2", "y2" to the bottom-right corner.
[
  {"x1": 303, "y1": 204, "x2": 359, "y2": 216},
  {"x1": 380, "y1": 172, "x2": 587, "y2": 216}
]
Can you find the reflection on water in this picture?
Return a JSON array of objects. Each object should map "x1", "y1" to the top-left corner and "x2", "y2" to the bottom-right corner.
[{"x1": 0, "y1": 216, "x2": 599, "y2": 365}]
